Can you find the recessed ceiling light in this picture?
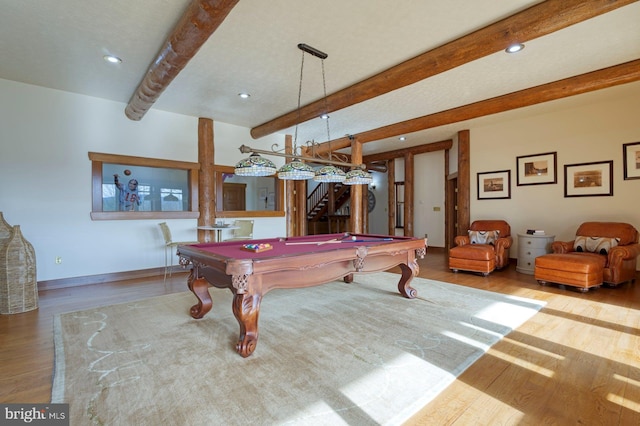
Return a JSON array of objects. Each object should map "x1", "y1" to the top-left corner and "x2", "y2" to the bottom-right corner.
[
  {"x1": 399, "y1": 136, "x2": 406, "y2": 141},
  {"x1": 320, "y1": 113, "x2": 329, "y2": 119},
  {"x1": 238, "y1": 93, "x2": 250, "y2": 99},
  {"x1": 505, "y1": 43, "x2": 524, "y2": 53},
  {"x1": 103, "y1": 54, "x2": 122, "y2": 64}
]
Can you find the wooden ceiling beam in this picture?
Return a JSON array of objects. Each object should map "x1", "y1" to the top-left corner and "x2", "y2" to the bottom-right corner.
[
  {"x1": 363, "y1": 140, "x2": 453, "y2": 163},
  {"x1": 250, "y1": 0, "x2": 636, "y2": 139},
  {"x1": 125, "y1": 0, "x2": 239, "y2": 121},
  {"x1": 313, "y1": 59, "x2": 640, "y2": 154}
]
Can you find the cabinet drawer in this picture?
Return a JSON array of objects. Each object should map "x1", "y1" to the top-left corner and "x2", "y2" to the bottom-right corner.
[{"x1": 521, "y1": 238, "x2": 552, "y2": 250}]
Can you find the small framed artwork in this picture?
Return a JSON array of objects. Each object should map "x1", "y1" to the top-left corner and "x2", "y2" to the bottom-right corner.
[
  {"x1": 564, "y1": 160, "x2": 613, "y2": 197},
  {"x1": 516, "y1": 151, "x2": 557, "y2": 186},
  {"x1": 477, "y1": 170, "x2": 511, "y2": 200},
  {"x1": 623, "y1": 142, "x2": 640, "y2": 180}
]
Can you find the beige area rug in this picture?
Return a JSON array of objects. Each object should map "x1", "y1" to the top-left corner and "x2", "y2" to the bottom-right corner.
[{"x1": 52, "y1": 272, "x2": 545, "y2": 425}]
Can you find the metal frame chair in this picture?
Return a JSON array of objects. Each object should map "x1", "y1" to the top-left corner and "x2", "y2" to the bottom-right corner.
[
  {"x1": 224, "y1": 220, "x2": 254, "y2": 241},
  {"x1": 158, "y1": 222, "x2": 198, "y2": 281}
]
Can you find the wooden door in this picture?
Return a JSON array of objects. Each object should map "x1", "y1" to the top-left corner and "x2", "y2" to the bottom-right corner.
[{"x1": 223, "y1": 183, "x2": 246, "y2": 211}]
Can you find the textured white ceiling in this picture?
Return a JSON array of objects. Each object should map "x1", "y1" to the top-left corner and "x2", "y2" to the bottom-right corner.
[{"x1": 1, "y1": 0, "x2": 638, "y2": 155}]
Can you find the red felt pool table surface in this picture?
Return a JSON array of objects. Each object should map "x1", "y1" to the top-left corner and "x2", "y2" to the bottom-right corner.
[
  {"x1": 188, "y1": 233, "x2": 409, "y2": 258},
  {"x1": 177, "y1": 233, "x2": 427, "y2": 357}
]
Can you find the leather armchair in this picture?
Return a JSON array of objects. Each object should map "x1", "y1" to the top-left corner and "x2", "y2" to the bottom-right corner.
[
  {"x1": 550, "y1": 222, "x2": 640, "y2": 286},
  {"x1": 449, "y1": 220, "x2": 513, "y2": 275}
]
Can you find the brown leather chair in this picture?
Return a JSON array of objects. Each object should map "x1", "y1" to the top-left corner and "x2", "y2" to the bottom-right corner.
[
  {"x1": 449, "y1": 220, "x2": 512, "y2": 276},
  {"x1": 535, "y1": 222, "x2": 640, "y2": 289}
]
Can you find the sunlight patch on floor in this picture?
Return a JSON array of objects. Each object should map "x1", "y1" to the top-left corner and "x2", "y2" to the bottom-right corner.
[
  {"x1": 442, "y1": 330, "x2": 493, "y2": 351},
  {"x1": 489, "y1": 346, "x2": 556, "y2": 378},
  {"x1": 502, "y1": 336, "x2": 565, "y2": 360},
  {"x1": 608, "y1": 373, "x2": 640, "y2": 412}
]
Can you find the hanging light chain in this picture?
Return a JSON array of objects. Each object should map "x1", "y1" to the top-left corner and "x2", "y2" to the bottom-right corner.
[
  {"x1": 293, "y1": 49, "x2": 306, "y2": 156},
  {"x1": 321, "y1": 58, "x2": 331, "y2": 146}
]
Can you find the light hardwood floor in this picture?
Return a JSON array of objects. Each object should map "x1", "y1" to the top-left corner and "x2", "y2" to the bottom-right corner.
[{"x1": 1, "y1": 248, "x2": 639, "y2": 425}]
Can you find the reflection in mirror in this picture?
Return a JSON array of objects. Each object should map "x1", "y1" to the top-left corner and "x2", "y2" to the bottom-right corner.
[
  {"x1": 102, "y1": 163, "x2": 191, "y2": 212},
  {"x1": 89, "y1": 152, "x2": 199, "y2": 220},
  {"x1": 214, "y1": 165, "x2": 284, "y2": 218},
  {"x1": 220, "y1": 173, "x2": 276, "y2": 211}
]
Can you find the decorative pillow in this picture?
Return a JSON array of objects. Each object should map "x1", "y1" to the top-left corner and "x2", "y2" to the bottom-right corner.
[
  {"x1": 574, "y1": 236, "x2": 620, "y2": 255},
  {"x1": 468, "y1": 230, "x2": 500, "y2": 245}
]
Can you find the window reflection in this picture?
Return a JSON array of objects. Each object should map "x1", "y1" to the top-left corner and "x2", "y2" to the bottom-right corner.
[
  {"x1": 101, "y1": 163, "x2": 190, "y2": 212},
  {"x1": 214, "y1": 165, "x2": 284, "y2": 217},
  {"x1": 220, "y1": 173, "x2": 277, "y2": 211}
]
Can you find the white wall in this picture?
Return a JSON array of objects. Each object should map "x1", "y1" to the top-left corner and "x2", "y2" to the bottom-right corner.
[
  {"x1": 381, "y1": 155, "x2": 446, "y2": 246},
  {"x1": 414, "y1": 151, "x2": 445, "y2": 246},
  {"x1": 366, "y1": 171, "x2": 388, "y2": 235},
  {"x1": 470, "y1": 90, "x2": 640, "y2": 267},
  {"x1": 0, "y1": 79, "x2": 286, "y2": 281}
]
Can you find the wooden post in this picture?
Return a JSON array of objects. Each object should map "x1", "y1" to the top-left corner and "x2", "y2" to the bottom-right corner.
[
  {"x1": 457, "y1": 130, "x2": 471, "y2": 235},
  {"x1": 198, "y1": 118, "x2": 215, "y2": 242},
  {"x1": 284, "y1": 135, "x2": 296, "y2": 237},
  {"x1": 404, "y1": 152, "x2": 414, "y2": 237},
  {"x1": 295, "y1": 180, "x2": 307, "y2": 236},
  {"x1": 349, "y1": 137, "x2": 364, "y2": 233},
  {"x1": 387, "y1": 160, "x2": 396, "y2": 235}
]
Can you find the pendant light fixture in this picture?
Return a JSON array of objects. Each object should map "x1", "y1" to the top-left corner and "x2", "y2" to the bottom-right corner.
[
  {"x1": 343, "y1": 135, "x2": 373, "y2": 185},
  {"x1": 276, "y1": 44, "x2": 326, "y2": 181},
  {"x1": 235, "y1": 43, "x2": 369, "y2": 184},
  {"x1": 311, "y1": 50, "x2": 345, "y2": 183},
  {"x1": 234, "y1": 153, "x2": 277, "y2": 177}
]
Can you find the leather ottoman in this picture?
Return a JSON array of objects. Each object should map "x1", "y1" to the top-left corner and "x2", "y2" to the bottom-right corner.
[
  {"x1": 449, "y1": 244, "x2": 496, "y2": 276},
  {"x1": 534, "y1": 253, "x2": 606, "y2": 292}
]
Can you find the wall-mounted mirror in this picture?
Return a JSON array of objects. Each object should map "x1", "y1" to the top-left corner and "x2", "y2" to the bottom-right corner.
[
  {"x1": 89, "y1": 152, "x2": 199, "y2": 220},
  {"x1": 214, "y1": 165, "x2": 285, "y2": 218}
]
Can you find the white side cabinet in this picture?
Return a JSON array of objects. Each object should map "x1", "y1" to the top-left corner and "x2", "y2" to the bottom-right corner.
[{"x1": 516, "y1": 233, "x2": 555, "y2": 275}]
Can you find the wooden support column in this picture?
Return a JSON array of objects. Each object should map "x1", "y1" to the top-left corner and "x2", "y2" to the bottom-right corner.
[
  {"x1": 387, "y1": 160, "x2": 396, "y2": 235},
  {"x1": 362, "y1": 187, "x2": 369, "y2": 233},
  {"x1": 295, "y1": 180, "x2": 307, "y2": 236},
  {"x1": 444, "y1": 148, "x2": 453, "y2": 249},
  {"x1": 349, "y1": 137, "x2": 364, "y2": 234},
  {"x1": 457, "y1": 130, "x2": 471, "y2": 235},
  {"x1": 198, "y1": 118, "x2": 215, "y2": 242},
  {"x1": 284, "y1": 135, "x2": 296, "y2": 237},
  {"x1": 404, "y1": 153, "x2": 414, "y2": 237}
]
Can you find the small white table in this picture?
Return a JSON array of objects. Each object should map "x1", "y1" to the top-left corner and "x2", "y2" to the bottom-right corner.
[
  {"x1": 516, "y1": 233, "x2": 555, "y2": 275},
  {"x1": 197, "y1": 225, "x2": 240, "y2": 243}
]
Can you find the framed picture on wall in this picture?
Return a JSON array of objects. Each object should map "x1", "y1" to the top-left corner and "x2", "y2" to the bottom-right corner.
[
  {"x1": 623, "y1": 142, "x2": 640, "y2": 180},
  {"x1": 564, "y1": 160, "x2": 613, "y2": 197},
  {"x1": 516, "y1": 151, "x2": 557, "y2": 186},
  {"x1": 477, "y1": 170, "x2": 511, "y2": 200}
]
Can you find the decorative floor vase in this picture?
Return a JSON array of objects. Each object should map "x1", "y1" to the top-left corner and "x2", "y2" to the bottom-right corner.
[{"x1": 0, "y1": 224, "x2": 38, "y2": 314}]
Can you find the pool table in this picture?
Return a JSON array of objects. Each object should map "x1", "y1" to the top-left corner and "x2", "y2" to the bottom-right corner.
[{"x1": 177, "y1": 233, "x2": 427, "y2": 357}]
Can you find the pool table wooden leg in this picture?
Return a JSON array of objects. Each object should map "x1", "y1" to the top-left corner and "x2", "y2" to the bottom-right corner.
[
  {"x1": 232, "y1": 292, "x2": 262, "y2": 357},
  {"x1": 397, "y1": 262, "x2": 418, "y2": 299},
  {"x1": 188, "y1": 275, "x2": 213, "y2": 319}
]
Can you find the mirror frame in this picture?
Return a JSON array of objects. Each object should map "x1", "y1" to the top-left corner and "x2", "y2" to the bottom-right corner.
[
  {"x1": 214, "y1": 165, "x2": 285, "y2": 218},
  {"x1": 89, "y1": 152, "x2": 200, "y2": 220}
]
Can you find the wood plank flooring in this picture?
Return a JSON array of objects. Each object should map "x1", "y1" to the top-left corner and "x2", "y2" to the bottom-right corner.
[{"x1": 1, "y1": 248, "x2": 638, "y2": 424}]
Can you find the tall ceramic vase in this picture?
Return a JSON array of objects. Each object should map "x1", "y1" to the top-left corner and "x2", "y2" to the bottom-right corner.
[{"x1": 0, "y1": 221, "x2": 38, "y2": 314}]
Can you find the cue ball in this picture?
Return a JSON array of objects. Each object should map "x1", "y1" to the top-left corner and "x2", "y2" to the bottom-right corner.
[{"x1": 351, "y1": 236, "x2": 357, "y2": 241}]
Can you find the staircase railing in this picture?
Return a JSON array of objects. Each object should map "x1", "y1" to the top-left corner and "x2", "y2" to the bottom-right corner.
[{"x1": 307, "y1": 182, "x2": 350, "y2": 222}]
